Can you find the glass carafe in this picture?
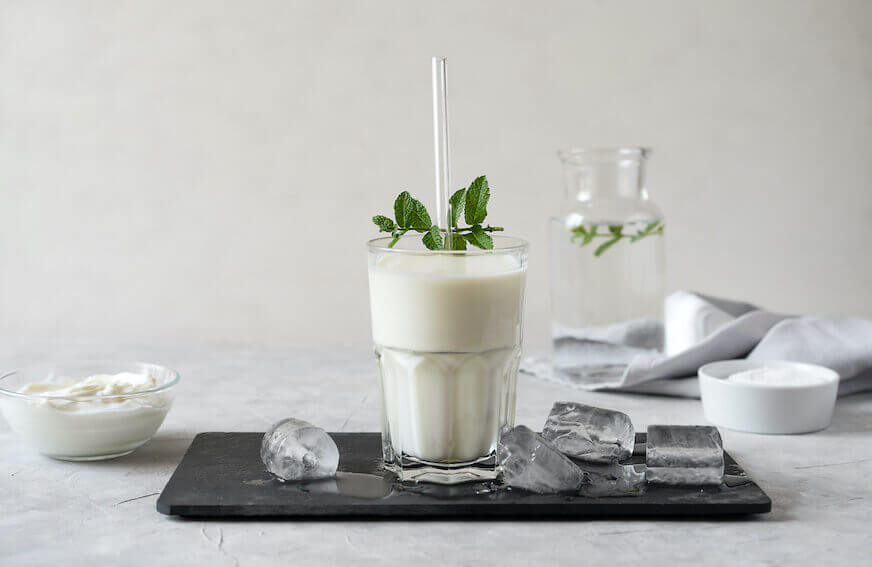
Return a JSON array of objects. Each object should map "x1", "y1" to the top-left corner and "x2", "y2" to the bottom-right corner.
[{"x1": 549, "y1": 148, "x2": 665, "y2": 385}]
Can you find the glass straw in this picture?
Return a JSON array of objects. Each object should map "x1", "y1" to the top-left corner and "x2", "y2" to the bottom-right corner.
[{"x1": 431, "y1": 57, "x2": 453, "y2": 248}]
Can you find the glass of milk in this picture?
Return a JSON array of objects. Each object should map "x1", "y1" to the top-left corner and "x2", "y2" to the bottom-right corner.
[{"x1": 368, "y1": 234, "x2": 528, "y2": 484}]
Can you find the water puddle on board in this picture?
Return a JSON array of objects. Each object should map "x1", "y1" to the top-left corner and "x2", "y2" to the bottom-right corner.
[{"x1": 244, "y1": 472, "x2": 395, "y2": 500}]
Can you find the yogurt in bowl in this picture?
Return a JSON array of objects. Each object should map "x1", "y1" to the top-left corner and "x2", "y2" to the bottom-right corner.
[{"x1": 0, "y1": 362, "x2": 179, "y2": 460}]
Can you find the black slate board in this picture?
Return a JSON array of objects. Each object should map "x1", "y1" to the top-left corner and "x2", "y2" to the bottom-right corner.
[{"x1": 157, "y1": 432, "x2": 771, "y2": 518}]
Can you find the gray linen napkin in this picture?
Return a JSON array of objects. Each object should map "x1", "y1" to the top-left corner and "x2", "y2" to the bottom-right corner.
[{"x1": 521, "y1": 292, "x2": 872, "y2": 398}]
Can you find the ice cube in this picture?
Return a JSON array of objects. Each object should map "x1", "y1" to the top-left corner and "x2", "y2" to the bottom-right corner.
[
  {"x1": 541, "y1": 402, "x2": 635, "y2": 463},
  {"x1": 261, "y1": 418, "x2": 339, "y2": 481},
  {"x1": 579, "y1": 462, "x2": 647, "y2": 497},
  {"x1": 645, "y1": 425, "x2": 724, "y2": 486},
  {"x1": 498, "y1": 425, "x2": 588, "y2": 493}
]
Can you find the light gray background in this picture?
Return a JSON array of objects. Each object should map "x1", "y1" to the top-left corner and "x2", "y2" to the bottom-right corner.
[{"x1": 1, "y1": 0, "x2": 870, "y2": 350}]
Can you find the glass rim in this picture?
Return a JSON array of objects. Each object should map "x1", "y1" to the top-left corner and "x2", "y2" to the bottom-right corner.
[
  {"x1": 558, "y1": 147, "x2": 650, "y2": 164},
  {"x1": 367, "y1": 234, "x2": 529, "y2": 255},
  {"x1": 0, "y1": 362, "x2": 181, "y2": 401}
]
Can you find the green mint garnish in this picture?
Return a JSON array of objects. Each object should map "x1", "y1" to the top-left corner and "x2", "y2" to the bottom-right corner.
[
  {"x1": 372, "y1": 175, "x2": 504, "y2": 250},
  {"x1": 372, "y1": 215, "x2": 395, "y2": 232},
  {"x1": 464, "y1": 175, "x2": 490, "y2": 225},
  {"x1": 421, "y1": 225, "x2": 443, "y2": 250},
  {"x1": 465, "y1": 225, "x2": 494, "y2": 249},
  {"x1": 394, "y1": 191, "x2": 412, "y2": 228},
  {"x1": 392, "y1": 191, "x2": 431, "y2": 232},
  {"x1": 629, "y1": 220, "x2": 665, "y2": 242},
  {"x1": 571, "y1": 221, "x2": 664, "y2": 256}
]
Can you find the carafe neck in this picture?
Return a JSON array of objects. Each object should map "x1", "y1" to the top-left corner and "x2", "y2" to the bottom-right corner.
[{"x1": 559, "y1": 148, "x2": 648, "y2": 203}]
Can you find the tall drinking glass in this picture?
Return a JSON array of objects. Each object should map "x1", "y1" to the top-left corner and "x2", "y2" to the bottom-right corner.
[{"x1": 367, "y1": 235, "x2": 528, "y2": 484}]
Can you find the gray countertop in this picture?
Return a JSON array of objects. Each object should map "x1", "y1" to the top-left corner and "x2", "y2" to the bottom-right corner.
[{"x1": 2, "y1": 340, "x2": 871, "y2": 566}]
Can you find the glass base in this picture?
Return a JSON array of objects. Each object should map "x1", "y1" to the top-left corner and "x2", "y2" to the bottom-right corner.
[{"x1": 385, "y1": 453, "x2": 499, "y2": 485}]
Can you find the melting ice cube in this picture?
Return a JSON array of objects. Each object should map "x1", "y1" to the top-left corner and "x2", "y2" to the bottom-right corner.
[
  {"x1": 645, "y1": 425, "x2": 724, "y2": 486},
  {"x1": 261, "y1": 418, "x2": 340, "y2": 481},
  {"x1": 579, "y1": 462, "x2": 647, "y2": 497},
  {"x1": 541, "y1": 402, "x2": 635, "y2": 463},
  {"x1": 498, "y1": 425, "x2": 588, "y2": 493}
]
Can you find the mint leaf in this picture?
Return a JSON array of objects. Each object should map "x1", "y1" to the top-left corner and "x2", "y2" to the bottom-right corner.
[
  {"x1": 571, "y1": 224, "x2": 597, "y2": 246},
  {"x1": 630, "y1": 221, "x2": 663, "y2": 242},
  {"x1": 394, "y1": 192, "x2": 413, "y2": 228},
  {"x1": 572, "y1": 221, "x2": 662, "y2": 254},
  {"x1": 464, "y1": 175, "x2": 490, "y2": 225},
  {"x1": 449, "y1": 188, "x2": 466, "y2": 228},
  {"x1": 570, "y1": 225, "x2": 587, "y2": 240},
  {"x1": 465, "y1": 224, "x2": 494, "y2": 249},
  {"x1": 594, "y1": 235, "x2": 621, "y2": 256},
  {"x1": 375, "y1": 177, "x2": 503, "y2": 251},
  {"x1": 422, "y1": 225, "x2": 443, "y2": 250},
  {"x1": 446, "y1": 234, "x2": 467, "y2": 250},
  {"x1": 372, "y1": 215, "x2": 395, "y2": 232},
  {"x1": 630, "y1": 221, "x2": 661, "y2": 242},
  {"x1": 409, "y1": 198, "x2": 432, "y2": 231}
]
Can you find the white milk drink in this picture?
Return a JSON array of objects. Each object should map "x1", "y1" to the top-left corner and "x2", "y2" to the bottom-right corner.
[{"x1": 368, "y1": 247, "x2": 526, "y2": 481}]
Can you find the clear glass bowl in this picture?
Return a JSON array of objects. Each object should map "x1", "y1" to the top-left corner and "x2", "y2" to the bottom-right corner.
[{"x1": 0, "y1": 362, "x2": 180, "y2": 461}]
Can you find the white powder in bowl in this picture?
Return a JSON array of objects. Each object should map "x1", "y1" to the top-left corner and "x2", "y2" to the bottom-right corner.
[{"x1": 727, "y1": 366, "x2": 833, "y2": 387}]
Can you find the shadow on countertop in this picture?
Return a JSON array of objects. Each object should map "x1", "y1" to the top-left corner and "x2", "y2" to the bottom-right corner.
[
  {"x1": 820, "y1": 391, "x2": 872, "y2": 436},
  {"x1": 89, "y1": 435, "x2": 195, "y2": 471}
]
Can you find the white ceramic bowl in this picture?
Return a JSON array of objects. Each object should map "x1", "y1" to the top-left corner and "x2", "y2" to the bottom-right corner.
[{"x1": 698, "y1": 360, "x2": 838, "y2": 434}]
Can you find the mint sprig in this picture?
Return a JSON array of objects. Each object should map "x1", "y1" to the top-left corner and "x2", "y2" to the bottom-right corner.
[
  {"x1": 372, "y1": 175, "x2": 504, "y2": 250},
  {"x1": 464, "y1": 175, "x2": 490, "y2": 225},
  {"x1": 571, "y1": 221, "x2": 664, "y2": 257}
]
